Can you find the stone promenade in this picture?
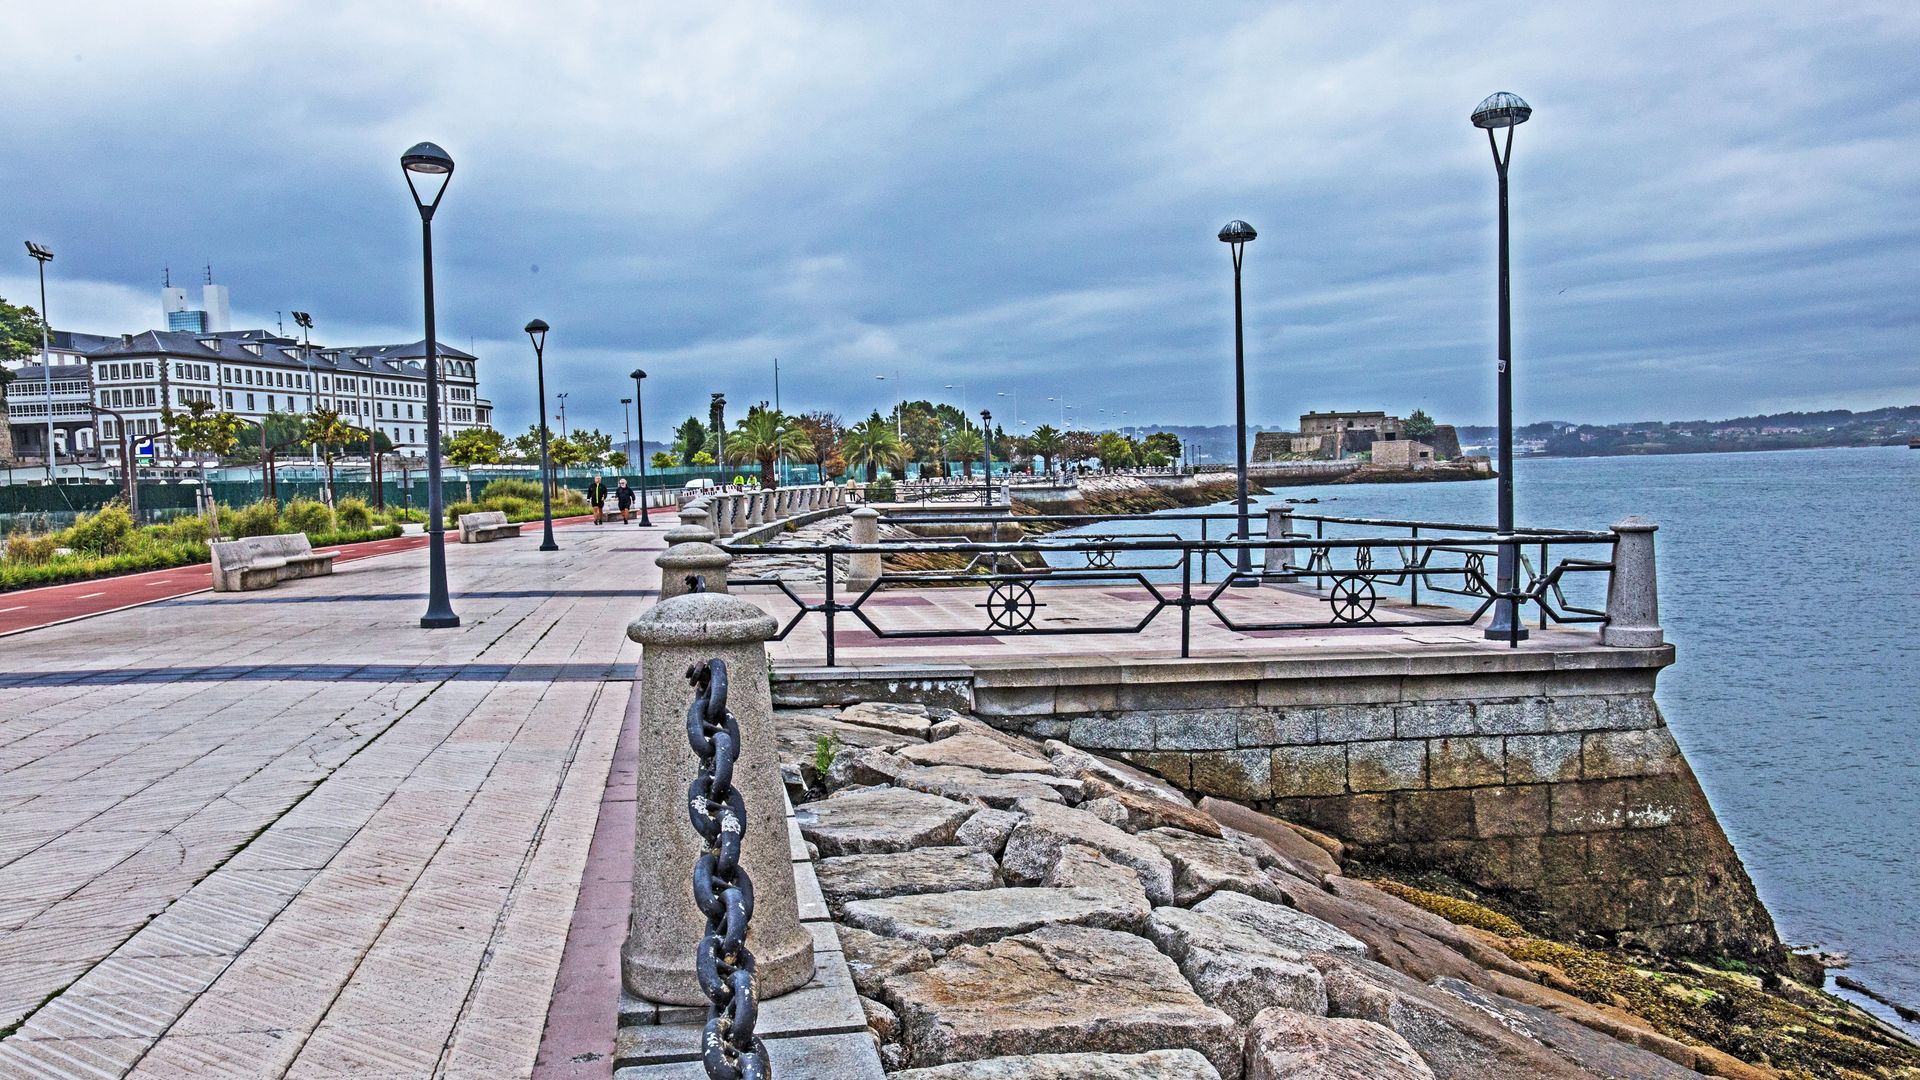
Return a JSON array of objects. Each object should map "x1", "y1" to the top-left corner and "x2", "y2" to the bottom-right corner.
[{"x1": 0, "y1": 517, "x2": 669, "y2": 1078}]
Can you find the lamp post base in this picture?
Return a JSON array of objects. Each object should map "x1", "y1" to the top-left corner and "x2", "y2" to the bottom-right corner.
[
  {"x1": 539, "y1": 542, "x2": 559, "y2": 553},
  {"x1": 420, "y1": 613, "x2": 462, "y2": 629}
]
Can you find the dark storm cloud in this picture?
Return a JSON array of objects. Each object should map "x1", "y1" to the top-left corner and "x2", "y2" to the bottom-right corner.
[{"x1": 3, "y1": 2, "x2": 1915, "y2": 439}]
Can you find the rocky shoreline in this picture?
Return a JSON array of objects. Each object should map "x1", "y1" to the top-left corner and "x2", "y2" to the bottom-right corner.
[{"x1": 775, "y1": 700, "x2": 1920, "y2": 1079}]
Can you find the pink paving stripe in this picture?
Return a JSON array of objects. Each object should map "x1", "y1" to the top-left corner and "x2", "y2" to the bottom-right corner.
[
  {"x1": 830, "y1": 628, "x2": 1004, "y2": 647},
  {"x1": 533, "y1": 679, "x2": 640, "y2": 1079}
]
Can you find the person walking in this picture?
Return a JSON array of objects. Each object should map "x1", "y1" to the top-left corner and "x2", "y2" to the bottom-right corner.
[
  {"x1": 615, "y1": 477, "x2": 636, "y2": 523},
  {"x1": 588, "y1": 475, "x2": 608, "y2": 525}
]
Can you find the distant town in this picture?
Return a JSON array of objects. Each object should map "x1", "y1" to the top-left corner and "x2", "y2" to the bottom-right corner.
[{"x1": 1454, "y1": 406, "x2": 1920, "y2": 457}]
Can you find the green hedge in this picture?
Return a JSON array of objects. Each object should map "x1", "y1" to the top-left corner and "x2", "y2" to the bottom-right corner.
[{"x1": 0, "y1": 520, "x2": 402, "y2": 593}]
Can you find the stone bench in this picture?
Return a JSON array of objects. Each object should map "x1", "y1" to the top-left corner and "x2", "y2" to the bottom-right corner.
[
  {"x1": 210, "y1": 533, "x2": 337, "y2": 592},
  {"x1": 458, "y1": 510, "x2": 525, "y2": 544}
]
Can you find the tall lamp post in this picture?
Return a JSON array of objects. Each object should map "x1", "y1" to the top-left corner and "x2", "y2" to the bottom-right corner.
[
  {"x1": 620, "y1": 395, "x2": 633, "y2": 471},
  {"x1": 630, "y1": 369, "x2": 652, "y2": 526},
  {"x1": 525, "y1": 320, "x2": 559, "y2": 552},
  {"x1": 1217, "y1": 219, "x2": 1257, "y2": 580},
  {"x1": 979, "y1": 409, "x2": 994, "y2": 507},
  {"x1": 402, "y1": 142, "x2": 459, "y2": 629},
  {"x1": 1472, "y1": 91, "x2": 1532, "y2": 641},
  {"x1": 291, "y1": 311, "x2": 318, "y2": 463},
  {"x1": 24, "y1": 242, "x2": 55, "y2": 481}
]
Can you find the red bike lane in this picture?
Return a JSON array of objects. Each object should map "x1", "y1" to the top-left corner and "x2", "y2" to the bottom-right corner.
[{"x1": 0, "y1": 514, "x2": 601, "y2": 638}]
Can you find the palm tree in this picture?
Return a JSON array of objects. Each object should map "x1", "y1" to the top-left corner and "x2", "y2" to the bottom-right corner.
[
  {"x1": 725, "y1": 408, "x2": 811, "y2": 489},
  {"x1": 1027, "y1": 424, "x2": 1066, "y2": 475},
  {"x1": 947, "y1": 428, "x2": 985, "y2": 479},
  {"x1": 302, "y1": 408, "x2": 358, "y2": 507},
  {"x1": 841, "y1": 416, "x2": 906, "y2": 482}
]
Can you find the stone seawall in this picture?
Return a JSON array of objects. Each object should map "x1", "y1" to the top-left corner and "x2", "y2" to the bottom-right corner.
[{"x1": 965, "y1": 652, "x2": 1783, "y2": 967}]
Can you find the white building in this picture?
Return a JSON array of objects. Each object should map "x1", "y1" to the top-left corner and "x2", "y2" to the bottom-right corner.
[{"x1": 5, "y1": 328, "x2": 493, "y2": 465}]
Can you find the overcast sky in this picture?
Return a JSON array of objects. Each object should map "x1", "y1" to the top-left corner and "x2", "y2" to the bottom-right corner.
[{"x1": 3, "y1": 2, "x2": 1916, "y2": 438}]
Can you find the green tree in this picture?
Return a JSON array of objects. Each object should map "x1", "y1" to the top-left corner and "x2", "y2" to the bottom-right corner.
[
  {"x1": 691, "y1": 449, "x2": 716, "y2": 466},
  {"x1": 673, "y1": 416, "x2": 709, "y2": 465},
  {"x1": 608, "y1": 450, "x2": 629, "y2": 470},
  {"x1": 301, "y1": 407, "x2": 359, "y2": 506},
  {"x1": 572, "y1": 427, "x2": 614, "y2": 466},
  {"x1": 165, "y1": 400, "x2": 245, "y2": 537},
  {"x1": 793, "y1": 411, "x2": 843, "y2": 465},
  {"x1": 948, "y1": 428, "x2": 985, "y2": 479},
  {"x1": 1403, "y1": 409, "x2": 1437, "y2": 441},
  {"x1": 725, "y1": 407, "x2": 811, "y2": 489},
  {"x1": 1026, "y1": 424, "x2": 1066, "y2": 474},
  {"x1": 509, "y1": 423, "x2": 548, "y2": 463},
  {"x1": 1095, "y1": 431, "x2": 1136, "y2": 471},
  {"x1": 1141, "y1": 431, "x2": 1181, "y2": 462},
  {"x1": 651, "y1": 451, "x2": 676, "y2": 469},
  {"x1": 446, "y1": 427, "x2": 506, "y2": 502},
  {"x1": 899, "y1": 402, "x2": 944, "y2": 466},
  {"x1": 0, "y1": 296, "x2": 48, "y2": 398},
  {"x1": 548, "y1": 434, "x2": 587, "y2": 471},
  {"x1": 840, "y1": 413, "x2": 906, "y2": 482}
]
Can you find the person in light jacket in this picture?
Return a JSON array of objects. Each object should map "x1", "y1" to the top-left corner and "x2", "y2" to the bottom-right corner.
[{"x1": 615, "y1": 478, "x2": 636, "y2": 523}]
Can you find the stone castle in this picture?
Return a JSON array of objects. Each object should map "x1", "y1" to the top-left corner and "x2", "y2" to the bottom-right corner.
[{"x1": 1254, "y1": 410, "x2": 1464, "y2": 468}]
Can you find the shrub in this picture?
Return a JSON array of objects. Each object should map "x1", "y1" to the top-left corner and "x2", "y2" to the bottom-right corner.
[
  {"x1": 479, "y1": 477, "x2": 542, "y2": 503},
  {"x1": 157, "y1": 515, "x2": 209, "y2": 543},
  {"x1": 62, "y1": 504, "x2": 138, "y2": 556},
  {"x1": 445, "y1": 501, "x2": 485, "y2": 528},
  {"x1": 5, "y1": 534, "x2": 57, "y2": 565},
  {"x1": 335, "y1": 497, "x2": 373, "y2": 532},
  {"x1": 282, "y1": 498, "x2": 335, "y2": 536},
  {"x1": 227, "y1": 500, "x2": 284, "y2": 538},
  {"x1": 866, "y1": 477, "x2": 897, "y2": 502}
]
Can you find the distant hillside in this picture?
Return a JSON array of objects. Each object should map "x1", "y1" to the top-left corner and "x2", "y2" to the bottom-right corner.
[{"x1": 1455, "y1": 406, "x2": 1920, "y2": 456}]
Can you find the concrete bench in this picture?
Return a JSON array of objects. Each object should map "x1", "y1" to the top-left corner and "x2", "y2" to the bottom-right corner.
[
  {"x1": 210, "y1": 533, "x2": 338, "y2": 592},
  {"x1": 458, "y1": 510, "x2": 525, "y2": 544}
]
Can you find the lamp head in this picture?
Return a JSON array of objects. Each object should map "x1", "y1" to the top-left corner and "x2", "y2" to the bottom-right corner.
[
  {"x1": 401, "y1": 142, "x2": 455, "y2": 218},
  {"x1": 291, "y1": 311, "x2": 312, "y2": 330},
  {"x1": 524, "y1": 319, "x2": 549, "y2": 352},
  {"x1": 24, "y1": 241, "x2": 53, "y2": 263},
  {"x1": 621, "y1": 397, "x2": 632, "y2": 405},
  {"x1": 981, "y1": 409, "x2": 992, "y2": 424},
  {"x1": 1471, "y1": 92, "x2": 1532, "y2": 129},
  {"x1": 630, "y1": 368, "x2": 646, "y2": 380},
  {"x1": 1217, "y1": 220, "x2": 1257, "y2": 245}
]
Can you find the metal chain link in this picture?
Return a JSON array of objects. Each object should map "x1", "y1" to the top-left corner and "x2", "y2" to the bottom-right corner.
[{"x1": 685, "y1": 658, "x2": 770, "y2": 1080}]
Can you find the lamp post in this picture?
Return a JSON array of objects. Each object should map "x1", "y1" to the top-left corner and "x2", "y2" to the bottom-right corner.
[
  {"x1": 631, "y1": 369, "x2": 652, "y2": 526},
  {"x1": 525, "y1": 319, "x2": 558, "y2": 552},
  {"x1": 292, "y1": 311, "x2": 317, "y2": 463},
  {"x1": 979, "y1": 409, "x2": 994, "y2": 507},
  {"x1": 621, "y1": 395, "x2": 633, "y2": 473},
  {"x1": 1472, "y1": 91, "x2": 1532, "y2": 641},
  {"x1": 401, "y1": 141, "x2": 459, "y2": 629},
  {"x1": 1218, "y1": 219, "x2": 1257, "y2": 580},
  {"x1": 24, "y1": 242, "x2": 54, "y2": 481},
  {"x1": 556, "y1": 393, "x2": 569, "y2": 441}
]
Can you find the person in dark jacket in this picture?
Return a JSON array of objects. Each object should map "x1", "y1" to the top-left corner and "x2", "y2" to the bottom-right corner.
[
  {"x1": 615, "y1": 478, "x2": 636, "y2": 523},
  {"x1": 587, "y1": 476, "x2": 608, "y2": 524}
]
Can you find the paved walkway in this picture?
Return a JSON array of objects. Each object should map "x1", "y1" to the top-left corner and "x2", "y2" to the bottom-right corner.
[
  {"x1": 0, "y1": 515, "x2": 597, "y2": 638},
  {"x1": 0, "y1": 515, "x2": 669, "y2": 1079}
]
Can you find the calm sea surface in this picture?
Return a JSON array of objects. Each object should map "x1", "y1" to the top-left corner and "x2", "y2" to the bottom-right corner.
[{"x1": 1083, "y1": 446, "x2": 1919, "y2": 1021}]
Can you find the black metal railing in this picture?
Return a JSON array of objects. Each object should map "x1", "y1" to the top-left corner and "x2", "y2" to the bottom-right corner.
[{"x1": 721, "y1": 510, "x2": 1618, "y2": 665}]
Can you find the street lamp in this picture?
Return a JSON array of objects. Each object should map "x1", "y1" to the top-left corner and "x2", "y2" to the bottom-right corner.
[
  {"x1": 943, "y1": 383, "x2": 968, "y2": 413},
  {"x1": 525, "y1": 319, "x2": 559, "y2": 552},
  {"x1": 631, "y1": 369, "x2": 652, "y2": 526},
  {"x1": 556, "y1": 392, "x2": 569, "y2": 441},
  {"x1": 291, "y1": 311, "x2": 317, "y2": 462},
  {"x1": 1218, "y1": 219, "x2": 1257, "y2": 581},
  {"x1": 621, "y1": 396, "x2": 633, "y2": 472},
  {"x1": 979, "y1": 409, "x2": 994, "y2": 507},
  {"x1": 1472, "y1": 91, "x2": 1532, "y2": 641},
  {"x1": 401, "y1": 141, "x2": 459, "y2": 628},
  {"x1": 24, "y1": 242, "x2": 54, "y2": 481}
]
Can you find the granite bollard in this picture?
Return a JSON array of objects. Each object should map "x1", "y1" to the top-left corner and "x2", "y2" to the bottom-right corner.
[
  {"x1": 1601, "y1": 516, "x2": 1663, "y2": 648},
  {"x1": 656, "y1": 533, "x2": 731, "y2": 599},
  {"x1": 1264, "y1": 504, "x2": 1297, "y2": 583},
  {"x1": 712, "y1": 495, "x2": 737, "y2": 539},
  {"x1": 669, "y1": 505, "x2": 716, "y2": 546},
  {"x1": 846, "y1": 506, "x2": 882, "y2": 594},
  {"x1": 624, "y1": 592, "x2": 814, "y2": 1005}
]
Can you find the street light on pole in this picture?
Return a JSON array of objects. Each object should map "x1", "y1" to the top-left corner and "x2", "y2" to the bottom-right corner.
[
  {"x1": 631, "y1": 369, "x2": 652, "y2": 526},
  {"x1": 621, "y1": 396, "x2": 633, "y2": 470},
  {"x1": 943, "y1": 383, "x2": 968, "y2": 413},
  {"x1": 556, "y1": 392, "x2": 569, "y2": 441},
  {"x1": 401, "y1": 141, "x2": 460, "y2": 629},
  {"x1": 292, "y1": 311, "x2": 317, "y2": 462},
  {"x1": 1472, "y1": 90, "x2": 1532, "y2": 642},
  {"x1": 1218, "y1": 218, "x2": 1258, "y2": 581},
  {"x1": 525, "y1": 319, "x2": 559, "y2": 552},
  {"x1": 24, "y1": 242, "x2": 55, "y2": 481},
  {"x1": 979, "y1": 409, "x2": 994, "y2": 507}
]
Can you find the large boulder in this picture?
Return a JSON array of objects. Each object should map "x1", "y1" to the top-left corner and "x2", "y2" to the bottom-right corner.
[
  {"x1": 777, "y1": 709, "x2": 918, "y2": 765},
  {"x1": 897, "y1": 765, "x2": 1080, "y2": 808},
  {"x1": 826, "y1": 746, "x2": 915, "y2": 791},
  {"x1": 1256, "y1": 874, "x2": 1532, "y2": 988},
  {"x1": 839, "y1": 923, "x2": 934, "y2": 998},
  {"x1": 840, "y1": 701, "x2": 938, "y2": 738},
  {"x1": 1042, "y1": 843, "x2": 1150, "y2": 910},
  {"x1": 883, "y1": 924, "x2": 1242, "y2": 1079},
  {"x1": 955, "y1": 808, "x2": 1026, "y2": 856},
  {"x1": 1143, "y1": 906, "x2": 1329, "y2": 1023},
  {"x1": 1431, "y1": 978, "x2": 1704, "y2": 1080},
  {"x1": 1307, "y1": 952, "x2": 1601, "y2": 1080},
  {"x1": 894, "y1": 1049, "x2": 1222, "y2": 1078},
  {"x1": 817, "y1": 847, "x2": 1002, "y2": 904},
  {"x1": 900, "y1": 734, "x2": 1055, "y2": 775},
  {"x1": 1243, "y1": 1008, "x2": 1434, "y2": 1080},
  {"x1": 1139, "y1": 827, "x2": 1287, "y2": 906},
  {"x1": 1044, "y1": 740, "x2": 1193, "y2": 805},
  {"x1": 798, "y1": 787, "x2": 976, "y2": 856},
  {"x1": 841, "y1": 885, "x2": 1149, "y2": 950},
  {"x1": 1199, "y1": 797, "x2": 1342, "y2": 877},
  {"x1": 1192, "y1": 890, "x2": 1368, "y2": 957},
  {"x1": 1000, "y1": 799, "x2": 1177, "y2": 906},
  {"x1": 1080, "y1": 775, "x2": 1222, "y2": 836}
]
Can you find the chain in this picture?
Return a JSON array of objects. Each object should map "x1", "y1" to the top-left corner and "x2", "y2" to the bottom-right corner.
[{"x1": 685, "y1": 658, "x2": 770, "y2": 1080}]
